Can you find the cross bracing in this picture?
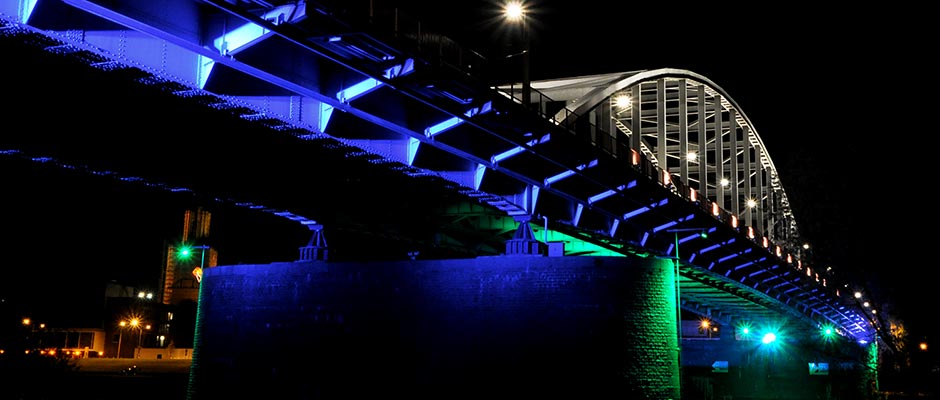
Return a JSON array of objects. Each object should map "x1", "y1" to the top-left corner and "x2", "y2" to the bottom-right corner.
[{"x1": 0, "y1": 0, "x2": 884, "y2": 345}]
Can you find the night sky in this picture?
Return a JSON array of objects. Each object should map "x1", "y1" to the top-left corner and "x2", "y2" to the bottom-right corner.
[
  {"x1": 1, "y1": 1, "x2": 933, "y2": 346},
  {"x1": 390, "y1": 0, "x2": 933, "y2": 338}
]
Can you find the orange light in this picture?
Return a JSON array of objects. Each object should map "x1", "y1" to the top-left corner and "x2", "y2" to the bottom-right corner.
[
  {"x1": 690, "y1": 189, "x2": 697, "y2": 202},
  {"x1": 920, "y1": 342, "x2": 928, "y2": 351},
  {"x1": 193, "y1": 267, "x2": 204, "y2": 283},
  {"x1": 731, "y1": 215, "x2": 738, "y2": 229},
  {"x1": 631, "y1": 150, "x2": 640, "y2": 166},
  {"x1": 712, "y1": 203, "x2": 719, "y2": 216},
  {"x1": 663, "y1": 171, "x2": 671, "y2": 186}
]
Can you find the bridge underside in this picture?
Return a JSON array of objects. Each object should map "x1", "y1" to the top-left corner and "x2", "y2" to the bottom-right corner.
[{"x1": 0, "y1": 0, "x2": 878, "y2": 344}]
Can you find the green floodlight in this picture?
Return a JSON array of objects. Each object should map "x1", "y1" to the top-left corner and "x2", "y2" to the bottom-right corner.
[
  {"x1": 736, "y1": 321, "x2": 753, "y2": 339},
  {"x1": 761, "y1": 332, "x2": 777, "y2": 344},
  {"x1": 820, "y1": 324, "x2": 837, "y2": 342}
]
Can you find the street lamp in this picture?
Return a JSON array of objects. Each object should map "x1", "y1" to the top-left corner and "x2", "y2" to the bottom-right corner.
[
  {"x1": 116, "y1": 320, "x2": 127, "y2": 358},
  {"x1": 125, "y1": 317, "x2": 152, "y2": 359},
  {"x1": 664, "y1": 227, "x2": 709, "y2": 387},
  {"x1": 129, "y1": 318, "x2": 141, "y2": 355},
  {"x1": 503, "y1": 0, "x2": 530, "y2": 107},
  {"x1": 179, "y1": 244, "x2": 210, "y2": 283},
  {"x1": 665, "y1": 228, "x2": 709, "y2": 335}
]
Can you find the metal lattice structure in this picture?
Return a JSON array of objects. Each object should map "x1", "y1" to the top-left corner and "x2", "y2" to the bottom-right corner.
[{"x1": 0, "y1": 0, "x2": 883, "y2": 344}]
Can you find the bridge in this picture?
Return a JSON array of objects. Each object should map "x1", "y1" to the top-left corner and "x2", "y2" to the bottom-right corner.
[{"x1": 1, "y1": 0, "x2": 888, "y2": 397}]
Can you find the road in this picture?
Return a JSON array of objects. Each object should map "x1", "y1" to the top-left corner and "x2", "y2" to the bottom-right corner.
[{"x1": 73, "y1": 359, "x2": 191, "y2": 400}]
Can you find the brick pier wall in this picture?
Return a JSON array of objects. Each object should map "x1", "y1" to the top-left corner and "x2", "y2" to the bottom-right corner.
[{"x1": 186, "y1": 255, "x2": 679, "y2": 399}]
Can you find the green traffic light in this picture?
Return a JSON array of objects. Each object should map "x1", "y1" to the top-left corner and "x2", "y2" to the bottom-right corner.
[{"x1": 179, "y1": 245, "x2": 192, "y2": 259}]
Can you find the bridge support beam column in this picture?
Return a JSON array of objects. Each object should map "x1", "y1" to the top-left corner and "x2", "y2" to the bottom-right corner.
[
  {"x1": 504, "y1": 215, "x2": 542, "y2": 255},
  {"x1": 297, "y1": 223, "x2": 328, "y2": 261}
]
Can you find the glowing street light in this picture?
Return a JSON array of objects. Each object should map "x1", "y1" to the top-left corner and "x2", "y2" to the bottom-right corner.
[
  {"x1": 179, "y1": 244, "x2": 210, "y2": 283},
  {"x1": 116, "y1": 320, "x2": 127, "y2": 358},
  {"x1": 129, "y1": 318, "x2": 141, "y2": 352},
  {"x1": 115, "y1": 317, "x2": 148, "y2": 358},
  {"x1": 503, "y1": 0, "x2": 530, "y2": 107}
]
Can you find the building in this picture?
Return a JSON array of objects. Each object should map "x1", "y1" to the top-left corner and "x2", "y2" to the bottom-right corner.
[{"x1": 161, "y1": 207, "x2": 217, "y2": 306}]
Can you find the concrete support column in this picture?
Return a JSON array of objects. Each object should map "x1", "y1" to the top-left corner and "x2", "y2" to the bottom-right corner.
[{"x1": 620, "y1": 256, "x2": 681, "y2": 398}]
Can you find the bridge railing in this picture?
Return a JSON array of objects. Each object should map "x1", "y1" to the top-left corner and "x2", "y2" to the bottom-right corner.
[{"x1": 309, "y1": 0, "x2": 816, "y2": 277}]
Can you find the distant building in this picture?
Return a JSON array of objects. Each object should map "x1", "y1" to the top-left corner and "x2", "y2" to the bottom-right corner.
[
  {"x1": 98, "y1": 207, "x2": 216, "y2": 358},
  {"x1": 161, "y1": 207, "x2": 217, "y2": 306}
]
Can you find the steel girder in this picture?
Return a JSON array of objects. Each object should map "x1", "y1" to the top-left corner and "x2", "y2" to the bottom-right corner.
[{"x1": 0, "y1": 0, "x2": 879, "y2": 343}]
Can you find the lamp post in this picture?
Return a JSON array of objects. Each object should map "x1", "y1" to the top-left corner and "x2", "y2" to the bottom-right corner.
[
  {"x1": 503, "y1": 1, "x2": 530, "y2": 107},
  {"x1": 129, "y1": 318, "x2": 142, "y2": 358},
  {"x1": 180, "y1": 244, "x2": 210, "y2": 283},
  {"x1": 116, "y1": 320, "x2": 127, "y2": 358},
  {"x1": 664, "y1": 227, "x2": 708, "y2": 391}
]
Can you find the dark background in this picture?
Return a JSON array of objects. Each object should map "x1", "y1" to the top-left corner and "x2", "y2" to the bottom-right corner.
[
  {"x1": 388, "y1": 0, "x2": 933, "y2": 342},
  {"x1": 0, "y1": 0, "x2": 933, "y2": 355}
]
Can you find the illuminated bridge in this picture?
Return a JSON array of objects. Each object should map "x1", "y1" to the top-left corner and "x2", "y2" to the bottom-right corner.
[{"x1": 1, "y1": 0, "x2": 886, "y2": 397}]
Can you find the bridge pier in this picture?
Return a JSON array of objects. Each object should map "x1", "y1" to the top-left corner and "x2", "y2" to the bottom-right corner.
[
  {"x1": 504, "y1": 215, "x2": 542, "y2": 256},
  {"x1": 297, "y1": 223, "x2": 328, "y2": 262},
  {"x1": 187, "y1": 255, "x2": 680, "y2": 398}
]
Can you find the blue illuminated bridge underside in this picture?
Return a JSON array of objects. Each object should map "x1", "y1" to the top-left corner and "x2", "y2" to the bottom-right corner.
[{"x1": 0, "y1": 0, "x2": 881, "y2": 344}]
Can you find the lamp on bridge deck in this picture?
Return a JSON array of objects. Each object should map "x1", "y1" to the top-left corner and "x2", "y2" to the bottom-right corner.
[{"x1": 503, "y1": 0, "x2": 530, "y2": 107}]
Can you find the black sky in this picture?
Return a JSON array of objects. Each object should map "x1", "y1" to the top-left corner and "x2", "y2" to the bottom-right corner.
[
  {"x1": 1, "y1": 1, "x2": 934, "y2": 341},
  {"x1": 388, "y1": 1, "x2": 933, "y2": 333}
]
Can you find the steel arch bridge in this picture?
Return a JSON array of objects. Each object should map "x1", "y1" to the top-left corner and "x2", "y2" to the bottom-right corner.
[{"x1": 0, "y1": 0, "x2": 883, "y2": 346}]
